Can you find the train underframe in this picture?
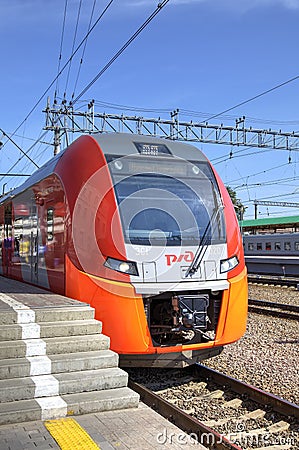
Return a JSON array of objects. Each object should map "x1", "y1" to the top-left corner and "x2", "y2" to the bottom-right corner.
[
  {"x1": 144, "y1": 289, "x2": 222, "y2": 346},
  {"x1": 120, "y1": 288, "x2": 224, "y2": 368}
]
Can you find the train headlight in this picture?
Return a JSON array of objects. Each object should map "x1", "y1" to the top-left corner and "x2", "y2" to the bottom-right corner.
[
  {"x1": 220, "y1": 255, "x2": 239, "y2": 273},
  {"x1": 104, "y1": 257, "x2": 139, "y2": 276}
]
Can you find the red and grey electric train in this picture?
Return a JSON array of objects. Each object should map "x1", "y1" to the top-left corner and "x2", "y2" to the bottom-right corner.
[{"x1": 0, "y1": 133, "x2": 248, "y2": 366}]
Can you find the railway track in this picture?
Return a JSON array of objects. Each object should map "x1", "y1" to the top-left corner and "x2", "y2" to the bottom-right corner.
[
  {"x1": 128, "y1": 365, "x2": 299, "y2": 449},
  {"x1": 248, "y1": 298, "x2": 299, "y2": 320},
  {"x1": 248, "y1": 274, "x2": 299, "y2": 288}
]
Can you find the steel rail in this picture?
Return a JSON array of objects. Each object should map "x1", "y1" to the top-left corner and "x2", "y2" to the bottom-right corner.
[
  {"x1": 249, "y1": 298, "x2": 299, "y2": 312},
  {"x1": 248, "y1": 274, "x2": 299, "y2": 287},
  {"x1": 193, "y1": 365, "x2": 299, "y2": 420},
  {"x1": 248, "y1": 298, "x2": 299, "y2": 320},
  {"x1": 129, "y1": 364, "x2": 299, "y2": 449},
  {"x1": 128, "y1": 379, "x2": 242, "y2": 450}
]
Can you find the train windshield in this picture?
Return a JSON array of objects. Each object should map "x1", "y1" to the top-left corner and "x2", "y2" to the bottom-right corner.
[{"x1": 108, "y1": 156, "x2": 225, "y2": 246}]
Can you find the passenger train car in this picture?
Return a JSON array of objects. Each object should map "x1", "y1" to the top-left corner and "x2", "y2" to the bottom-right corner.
[
  {"x1": 243, "y1": 233, "x2": 299, "y2": 277},
  {"x1": 0, "y1": 133, "x2": 248, "y2": 367}
]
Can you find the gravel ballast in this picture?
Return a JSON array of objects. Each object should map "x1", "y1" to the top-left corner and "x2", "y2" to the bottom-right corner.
[
  {"x1": 249, "y1": 282, "x2": 299, "y2": 305},
  {"x1": 204, "y1": 283, "x2": 299, "y2": 405}
]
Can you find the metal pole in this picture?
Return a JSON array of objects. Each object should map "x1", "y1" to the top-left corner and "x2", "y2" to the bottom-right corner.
[
  {"x1": 254, "y1": 202, "x2": 258, "y2": 220},
  {"x1": 53, "y1": 127, "x2": 61, "y2": 156}
]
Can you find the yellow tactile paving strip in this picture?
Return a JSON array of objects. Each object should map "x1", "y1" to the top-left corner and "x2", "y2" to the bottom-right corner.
[{"x1": 44, "y1": 417, "x2": 101, "y2": 449}]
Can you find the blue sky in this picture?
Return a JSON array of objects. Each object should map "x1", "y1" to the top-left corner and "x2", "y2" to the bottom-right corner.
[{"x1": 1, "y1": 0, "x2": 299, "y2": 219}]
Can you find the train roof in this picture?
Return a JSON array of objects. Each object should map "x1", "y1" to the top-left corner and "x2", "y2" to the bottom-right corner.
[
  {"x1": 243, "y1": 232, "x2": 299, "y2": 238},
  {"x1": 92, "y1": 132, "x2": 208, "y2": 161},
  {"x1": 240, "y1": 215, "x2": 299, "y2": 235},
  {"x1": 240, "y1": 216, "x2": 299, "y2": 227},
  {"x1": 0, "y1": 133, "x2": 208, "y2": 204},
  {"x1": 0, "y1": 151, "x2": 64, "y2": 203}
]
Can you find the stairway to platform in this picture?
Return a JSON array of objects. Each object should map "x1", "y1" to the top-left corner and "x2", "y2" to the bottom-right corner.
[{"x1": 0, "y1": 285, "x2": 139, "y2": 424}]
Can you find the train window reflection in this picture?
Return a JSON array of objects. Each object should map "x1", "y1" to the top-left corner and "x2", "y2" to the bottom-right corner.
[
  {"x1": 47, "y1": 208, "x2": 54, "y2": 241},
  {"x1": 295, "y1": 242, "x2": 299, "y2": 251},
  {"x1": 248, "y1": 243, "x2": 254, "y2": 251},
  {"x1": 114, "y1": 174, "x2": 225, "y2": 246},
  {"x1": 275, "y1": 242, "x2": 281, "y2": 250},
  {"x1": 284, "y1": 242, "x2": 291, "y2": 251}
]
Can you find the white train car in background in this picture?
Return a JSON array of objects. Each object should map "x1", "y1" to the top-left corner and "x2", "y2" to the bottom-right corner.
[{"x1": 243, "y1": 233, "x2": 299, "y2": 276}]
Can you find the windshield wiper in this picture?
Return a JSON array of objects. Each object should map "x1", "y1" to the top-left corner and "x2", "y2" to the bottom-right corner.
[{"x1": 185, "y1": 206, "x2": 224, "y2": 278}]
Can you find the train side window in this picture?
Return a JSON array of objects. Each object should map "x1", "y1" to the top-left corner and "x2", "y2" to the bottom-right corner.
[
  {"x1": 265, "y1": 242, "x2": 271, "y2": 250},
  {"x1": 275, "y1": 242, "x2": 281, "y2": 250},
  {"x1": 248, "y1": 243, "x2": 254, "y2": 251},
  {"x1": 295, "y1": 242, "x2": 299, "y2": 251},
  {"x1": 47, "y1": 208, "x2": 54, "y2": 241},
  {"x1": 284, "y1": 242, "x2": 291, "y2": 251},
  {"x1": 257, "y1": 243, "x2": 262, "y2": 251}
]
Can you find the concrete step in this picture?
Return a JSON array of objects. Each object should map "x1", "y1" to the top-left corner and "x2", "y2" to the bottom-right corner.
[
  {"x1": 0, "y1": 319, "x2": 102, "y2": 341},
  {"x1": 0, "y1": 334, "x2": 110, "y2": 359},
  {"x1": 0, "y1": 368, "x2": 129, "y2": 402},
  {"x1": 0, "y1": 306, "x2": 95, "y2": 325},
  {"x1": 50, "y1": 349, "x2": 119, "y2": 375},
  {"x1": 34, "y1": 306, "x2": 96, "y2": 323},
  {"x1": 0, "y1": 278, "x2": 140, "y2": 426},
  {"x1": 62, "y1": 387, "x2": 140, "y2": 416},
  {"x1": 45, "y1": 334, "x2": 110, "y2": 355},
  {"x1": 0, "y1": 398, "x2": 42, "y2": 424},
  {"x1": 0, "y1": 387, "x2": 140, "y2": 425},
  {"x1": 0, "y1": 349, "x2": 119, "y2": 379},
  {"x1": 57, "y1": 367, "x2": 128, "y2": 394},
  {"x1": 0, "y1": 310, "x2": 16, "y2": 325}
]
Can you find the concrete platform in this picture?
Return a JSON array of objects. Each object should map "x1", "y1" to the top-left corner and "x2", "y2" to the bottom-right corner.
[
  {"x1": 0, "y1": 403, "x2": 207, "y2": 449},
  {"x1": 0, "y1": 275, "x2": 92, "y2": 310}
]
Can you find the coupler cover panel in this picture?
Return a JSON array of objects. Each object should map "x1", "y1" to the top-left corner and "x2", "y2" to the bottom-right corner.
[{"x1": 178, "y1": 294, "x2": 209, "y2": 329}]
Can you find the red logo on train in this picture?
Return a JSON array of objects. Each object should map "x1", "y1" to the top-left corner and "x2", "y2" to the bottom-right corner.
[{"x1": 165, "y1": 251, "x2": 194, "y2": 266}]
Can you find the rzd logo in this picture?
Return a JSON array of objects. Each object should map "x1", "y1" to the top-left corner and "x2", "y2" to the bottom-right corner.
[{"x1": 165, "y1": 251, "x2": 194, "y2": 266}]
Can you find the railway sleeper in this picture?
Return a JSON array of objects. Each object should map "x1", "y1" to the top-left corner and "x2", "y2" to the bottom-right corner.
[
  {"x1": 226, "y1": 419, "x2": 290, "y2": 439},
  {"x1": 204, "y1": 408, "x2": 266, "y2": 427}
]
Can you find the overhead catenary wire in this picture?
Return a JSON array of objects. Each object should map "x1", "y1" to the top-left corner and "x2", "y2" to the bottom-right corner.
[
  {"x1": 0, "y1": 130, "x2": 51, "y2": 186},
  {"x1": 4, "y1": 0, "x2": 115, "y2": 145},
  {"x1": 71, "y1": 0, "x2": 98, "y2": 100},
  {"x1": 0, "y1": 173, "x2": 31, "y2": 177},
  {"x1": 1, "y1": 0, "x2": 115, "y2": 179},
  {"x1": 3, "y1": 0, "x2": 299, "y2": 212},
  {"x1": 72, "y1": 0, "x2": 171, "y2": 105},
  {"x1": 3, "y1": 0, "x2": 298, "y2": 171},
  {"x1": 233, "y1": 176, "x2": 299, "y2": 191},
  {"x1": 204, "y1": 74, "x2": 299, "y2": 123},
  {"x1": 63, "y1": 0, "x2": 83, "y2": 99},
  {"x1": 93, "y1": 99, "x2": 175, "y2": 115},
  {"x1": 92, "y1": 100, "x2": 299, "y2": 128},
  {"x1": 54, "y1": 0, "x2": 69, "y2": 102},
  {"x1": 0, "y1": 133, "x2": 52, "y2": 146},
  {"x1": 212, "y1": 147, "x2": 274, "y2": 165},
  {"x1": 0, "y1": 129, "x2": 39, "y2": 169},
  {"x1": 242, "y1": 189, "x2": 299, "y2": 205},
  {"x1": 226, "y1": 162, "x2": 293, "y2": 185},
  {"x1": 1, "y1": 0, "x2": 171, "y2": 187}
]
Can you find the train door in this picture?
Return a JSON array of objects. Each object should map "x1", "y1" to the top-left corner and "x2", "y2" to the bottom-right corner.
[
  {"x1": 30, "y1": 202, "x2": 39, "y2": 284},
  {"x1": 3, "y1": 204, "x2": 13, "y2": 277},
  {"x1": 35, "y1": 206, "x2": 51, "y2": 290}
]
